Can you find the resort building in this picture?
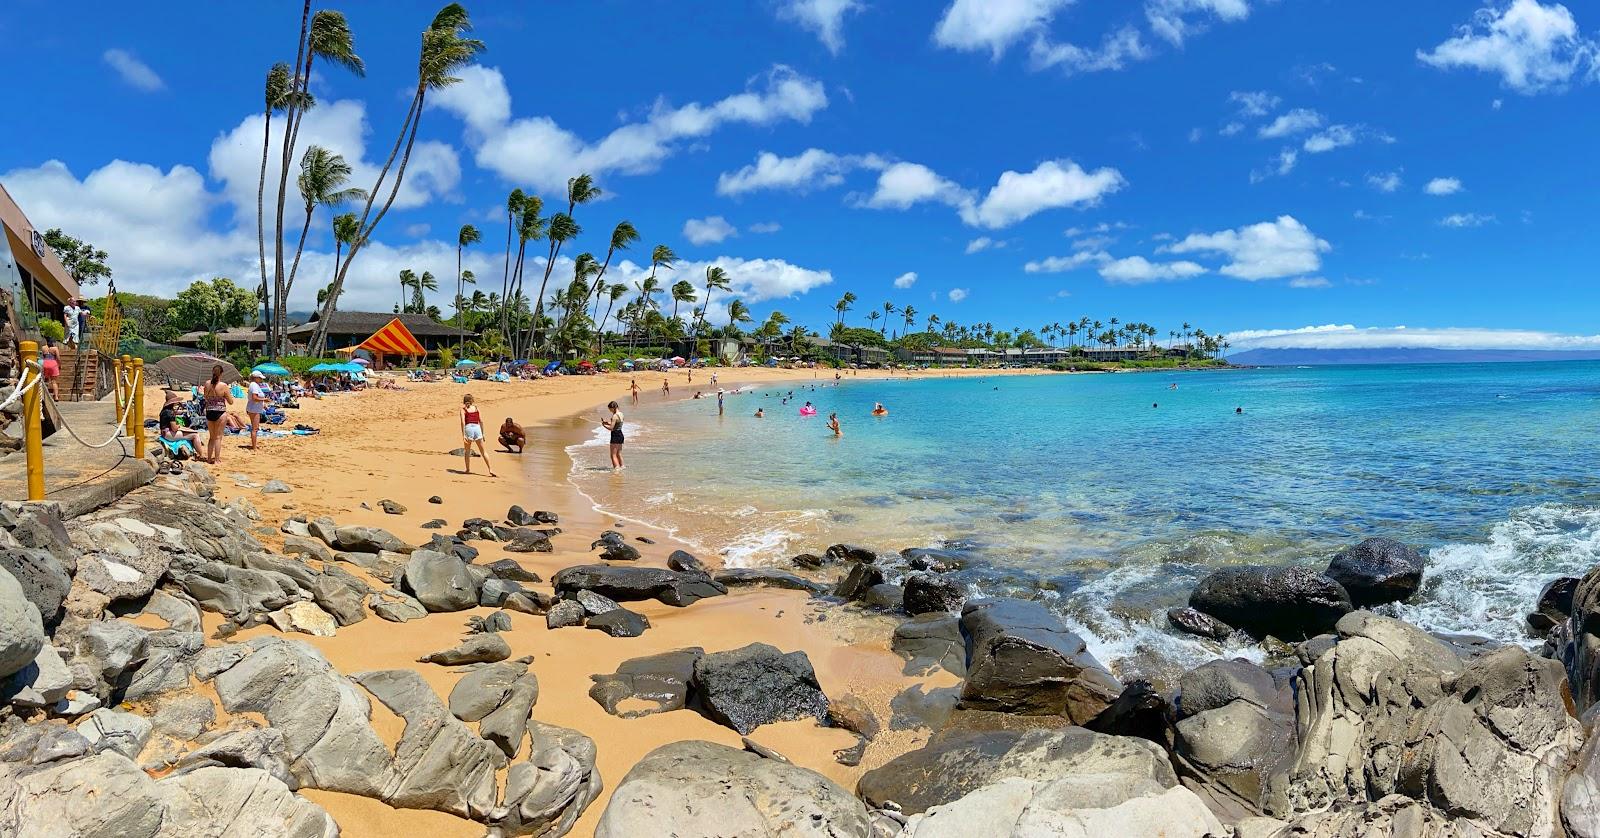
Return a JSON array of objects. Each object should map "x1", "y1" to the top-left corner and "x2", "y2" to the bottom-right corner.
[
  {"x1": 174, "y1": 326, "x2": 271, "y2": 352},
  {"x1": 0, "y1": 181, "x2": 82, "y2": 327},
  {"x1": 285, "y1": 312, "x2": 473, "y2": 356},
  {"x1": 893, "y1": 347, "x2": 936, "y2": 366}
]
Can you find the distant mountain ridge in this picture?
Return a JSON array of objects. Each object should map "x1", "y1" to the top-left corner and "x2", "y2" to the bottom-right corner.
[{"x1": 1226, "y1": 347, "x2": 1600, "y2": 366}]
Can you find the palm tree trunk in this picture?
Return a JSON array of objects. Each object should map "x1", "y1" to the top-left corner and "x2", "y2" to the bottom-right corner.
[
  {"x1": 309, "y1": 240, "x2": 345, "y2": 356},
  {"x1": 257, "y1": 109, "x2": 273, "y2": 351},
  {"x1": 270, "y1": 0, "x2": 313, "y2": 359},
  {"x1": 276, "y1": 204, "x2": 315, "y2": 355},
  {"x1": 456, "y1": 245, "x2": 464, "y2": 355},
  {"x1": 498, "y1": 209, "x2": 512, "y2": 353}
]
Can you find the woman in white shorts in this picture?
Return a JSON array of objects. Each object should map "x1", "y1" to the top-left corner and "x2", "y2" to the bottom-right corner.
[{"x1": 460, "y1": 393, "x2": 497, "y2": 477}]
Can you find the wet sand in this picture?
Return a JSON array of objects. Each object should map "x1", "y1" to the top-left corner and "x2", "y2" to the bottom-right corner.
[{"x1": 148, "y1": 365, "x2": 1004, "y2": 835}]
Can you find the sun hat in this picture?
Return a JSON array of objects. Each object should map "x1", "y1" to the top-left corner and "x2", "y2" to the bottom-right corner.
[{"x1": 249, "y1": 370, "x2": 265, "y2": 379}]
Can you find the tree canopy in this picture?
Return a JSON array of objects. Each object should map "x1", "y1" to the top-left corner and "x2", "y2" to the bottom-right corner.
[
  {"x1": 171, "y1": 277, "x2": 258, "y2": 336},
  {"x1": 42, "y1": 229, "x2": 112, "y2": 287}
]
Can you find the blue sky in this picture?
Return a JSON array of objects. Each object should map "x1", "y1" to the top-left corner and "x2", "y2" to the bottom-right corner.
[{"x1": 3, "y1": 0, "x2": 1598, "y2": 350}]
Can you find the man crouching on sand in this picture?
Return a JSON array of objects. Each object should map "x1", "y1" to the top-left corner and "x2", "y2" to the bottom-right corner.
[{"x1": 499, "y1": 418, "x2": 526, "y2": 453}]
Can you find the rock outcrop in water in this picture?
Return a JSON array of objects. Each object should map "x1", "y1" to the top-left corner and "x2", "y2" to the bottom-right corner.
[{"x1": 1188, "y1": 564, "x2": 1354, "y2": 639}]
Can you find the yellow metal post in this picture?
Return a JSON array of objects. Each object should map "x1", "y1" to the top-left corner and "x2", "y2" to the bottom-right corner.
[
  {"x1": 112, "y1": 355, "x2": 124, "y2": 415},
  {"x1": 131, "y1": 359, "x2": 145, "y2": 459},
  {"x1": 19, "y1": 341, "x2": 44, "y2": 501}
]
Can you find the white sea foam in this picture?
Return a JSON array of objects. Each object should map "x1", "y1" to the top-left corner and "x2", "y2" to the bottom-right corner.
[{"x1": 1395, "y1": 504, "x2": 1600, "y2": 646}]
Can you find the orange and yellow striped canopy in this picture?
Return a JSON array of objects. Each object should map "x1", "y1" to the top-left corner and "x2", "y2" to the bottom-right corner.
[{"x1": 357, "y1": 318, "x2": 425, "y2": 357}]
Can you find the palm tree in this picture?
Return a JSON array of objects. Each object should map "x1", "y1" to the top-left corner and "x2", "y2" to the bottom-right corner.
[
  {"x1": 927, "y1": 313, "x2": 940, "y2": 335},
  {"x1": 529, "y1": 174, "x2": 601, "y2": 354},
  {"x1": 599, "y1": 282, "x2": 627, "y2": 351},
  {"x1": 505, "y1": 193, "x2": 546, "y2": 351},
  {"x1": 307, "y1": 212, "x2": 360, "y2": 355},
  {"x1": 398, "y1": 269, "x2": 416, "y2": 312},
  {"x1": 590, "y1": 220, "x2": 639, "y2": 326},
  {"x1": 453, "y1": 223, "x2": 480, "y2": 352},
  {"x1": 270, "y1": 7, "x2": 363, "y2": 358},
  {"x1": 670, "y1": 279, "x2": 697, "y2": 322},
  {"x1": 256, "y1": 62, "x2": 293, "y2": 343},
  {"x1": 834, "y1": 292, "x2": 856, "y2": 326},
  {"x1": 324, "y1": 4, "x2": 483, "y2": 352},
  {"x1": 882, "y1": 301, "x2": 896, "y2": 337},
  {"x1": 902, "y1": 304, "x2": 917, "y2": 335},
  {"x1": 411, "y1": 271, "x2": 439, "y2": 314},
  {"x1": 726, "y1": 299, "x2": 753, "y2": 335},
  {"x1": 867, "y1": 310, "x2": 881, "y2": 332},
  {"x1": 277, "y1": 145, "x2": 364, "y2": 353},
  {"x1": 497, "y1": 188, "x2": 523, "y2": 343},
  {"x1": 696, "y1": 266, "x2": 731, "y2": 338}
]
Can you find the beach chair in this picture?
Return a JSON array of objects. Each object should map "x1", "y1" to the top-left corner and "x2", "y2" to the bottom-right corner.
[{"x1": 452, "y1": 374, "x2": 470, "y2": 384}]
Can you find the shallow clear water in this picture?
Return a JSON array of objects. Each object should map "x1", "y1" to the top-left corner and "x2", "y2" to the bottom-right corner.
[{"x1": 569, "y1": 363, "x2": 1600, "y2": 666}]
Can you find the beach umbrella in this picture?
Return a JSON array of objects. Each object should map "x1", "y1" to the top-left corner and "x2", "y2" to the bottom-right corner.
[
  {"x1": 307, "y1": 363, "x2": 335, "y2": 373},
  {"x1": 455, "y1": 359, "x2": 479, "y2": 368},
  {"x1": 338, "y1": 362, "x2": 365, "y2": 373},
  {"x1": 350, "y1": 358, "x2": 371, "y2": 367},
  {"x1": 252, "y1": 362, "x2": 291, "y2": 377}
]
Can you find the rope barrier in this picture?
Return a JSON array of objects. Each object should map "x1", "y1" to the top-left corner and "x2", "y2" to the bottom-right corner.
[
  {"x1": 0, "y1": 365, "x2": 41, "y2": 414},
  {"x1": 44, "y1": 368, "x2": 140, "y2": 450}
]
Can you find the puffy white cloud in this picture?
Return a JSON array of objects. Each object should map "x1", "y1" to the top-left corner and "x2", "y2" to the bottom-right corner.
[
  {"x1": 961, "y1": 160, "x2": 1126, "y2": 229},
  {"x1": 1288, "y1": 276, "x2": 1331, "y2": 288},
  {"x1": 1439, "y1": 212, "x2": 1496, "y2": 227},
  {"x1": 102, "y1": 49, "x2": 164, "y2": 92},
  {"x1": 1146, "y1": 0, "x2": 1252, "y2": 45},
  {"x1": 1229, "y1": 323, "x2": 1600, "y2": 351},
  {"x1": 1250, "y1": 148, "x2": 1297, "y2": 182},
  {"x1": 748, "y1": 222, "x2": 782, "y2": 234},
  {"x1": 1229, "y1": 90, "x2": 1280, "y2": 117},
  {"x1": 716, "y1": 148, "x2": 883, "y2": 196},
  {"x1": 435, "y1": 65, "x2": 828, "y2": 193},
  {"x1": 893, "y1": 271, "x2": 918, "y2": 288},
  {"x1": 948, "y1": 288, "x2": 969, "y2": 302},
  {"x1": 1258, "y1": 108, "x2": 1324, "y2": 138},
  {"x1": 1425, "y1": 176, "x2": 1464, "y2": 195},
  {"x1": 1023, "y1": 250, "x2": 1111, "y2": 273},
  {"x1": 428, "y1": 64, "x2": 511, "y2": 136},
  {"x1": 965, "y1": 237, "x2": 1004, "y2": 254},
  {"x1": 861, "y1": 162, "x2": 970, "y2": 210},
  {"x1": 1098, "y1": 256, "x2": 1205, "y2": 283},
  {"x1": 1219, "y1": 121, "x2": 1245, "y2": 136},
  {"x1": 932, "y1": 0, "x2": 1074, "y2": 58},
  {"x1": 1029, "y1": 27, "x2": 1152, "y2": 74},
  {"x1": 1418, "y1": 0, "x2": 1597, "y2": 94},
  {"x1": 603, "y1": 255, "x2": 834, "y2": 322},
  {"x1": 1303, "y1": 124, "x2": 1357, "y2": 153},
  {"x1": 682, "y1": 216, "x2": 738, "y2": 245},
  {"x1": 777, "y1": 0, "x2": 865, "y2": 54},
  {"x1": 1166, "y1": 215, "x2": 1330, "y2": 280},
  {"x1": 1367, "y1": 170, "x2": 1403, "y2": 192}
]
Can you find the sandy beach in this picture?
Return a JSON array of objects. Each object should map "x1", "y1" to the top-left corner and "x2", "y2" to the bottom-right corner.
[{"x1": 146, "y1": 364, "x2": 1032, "y2": 835}]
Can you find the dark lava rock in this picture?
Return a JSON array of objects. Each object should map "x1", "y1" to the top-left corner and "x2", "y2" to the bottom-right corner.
[
  {"x1": 575, "y1": 590, "x2": 622, "y2": 617},
  {"x1": 487, "y1": 558, "x2": 541, "y2": 583},
  {"x1": 1177, "y1": 658, "x2": 1277, "y2": 718},
  {"x1": 832, "y1": 563, "x2": 885, "y2": 602},
  {"x1": 825, "y1": 544, "x2": 879, "y2": 564},
  {"x1": 901, "y1": 546, "x2": 969, "y2": 573},
  {"x1": 332, "y1": 525, "x2": 407, "y2": 554},
  {"x1": 588, "y1": 648, "x2": 704, "y2": 718},
  {"x1": 958, "y1": 597, "x2": 1121, "y2": 723},
  {"x1": 862, "y1": 583, "x2": 905, "y2": 610},
  {"x1": 420, "y1": 519, "x2": 447, "y2": 529},
  {"x1": 889, "y1": 684, "x2": 960, "y2": 731},
  {"x1": 592, "y1": 531, "x2": 626, "y2": 549},
  {"x1": 428, "y1": 496, "x2": 443, "y2": 504},
  {"x1": 427, "y1": 534, "x2": 478, "y2": 563},
  {"x1": 714, "y1": 568, "x2": 829, "y2": 595},
  {"x1": 506, "y1": 505, "x2": 538, "y2": 526},
  {"x1": 586, "y1": 608, "x2": 651, "y2": 638},
  {"x1": 597, "y1": 541, "x2": 641, "y2": 562},
  {"x1": 553, "y1": 564, "x2": 726, "y2": 607},
  {"x1": 1167, "y1": 606, "x2": 1234, "y2": 641},
  {"x1": 1529, "y1": 576, "x2": 1580, "y2": 633},
  {"x1": 635, "y1": 536, "x2": 655, "y2": 545},
  {"x1": 792, "y1": 553, "x2": 828, "y2": 569},
  {"x1": 903, "y1": 573, "x2": 965, "y2": 615},
  {"x1": 892, "y1": 613, "x2": 968, "y2": 677},
  {"x1": 691, "y1": 643, "x2": 829, "y2": 735},
  {"x1": 827, "y1": 694, "x2": 881, "y2": 740},
  {"x1": 1084, "y1": 680, "x2": 1172, "y2": 746},
  {"x1": 667, "y1": 550, "x2": 706, "y2": 574},
  {"x1": 502, "y1": 528, "x2": 553, "y2": 554},
  {"x1": 833, "y1": 738, "x2": 867, "y2": 767},
  {"x1": 378, "y1": 499, "x2": 407, "y2": 515},
  {"x1": 1189, "y1": 565, "x2": 1353, "y2": 639},
  {"x1": 545, "y1": 600, "x2": 585, "y2": 629},
  {"x1": 1324, "y1": 537, "x2": 1425, "y2": 607}
]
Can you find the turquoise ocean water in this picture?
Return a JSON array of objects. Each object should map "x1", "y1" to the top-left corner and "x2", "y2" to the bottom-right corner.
[{"x1": 569, "y1": 363, "x2": 1600, "y2": 667}]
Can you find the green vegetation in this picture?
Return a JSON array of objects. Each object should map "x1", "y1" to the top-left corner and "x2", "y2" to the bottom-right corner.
[{"x1": 42, "y1": 229, "x2": 112, "y2": 287}]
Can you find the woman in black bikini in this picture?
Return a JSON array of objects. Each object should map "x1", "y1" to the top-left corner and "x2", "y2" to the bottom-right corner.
[
  {"x1": 201, "y1": 365, "x2": 231, "y2": 463},
  {"x1": 602, "y1": 400, "x2": 625, "y2": 469}
]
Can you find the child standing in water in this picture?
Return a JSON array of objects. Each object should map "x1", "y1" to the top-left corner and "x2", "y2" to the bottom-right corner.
[
  {"x1": 602, "y1": 400, "x2": 625, "y2": 469},
  {"x1": 827, "y1": 412, "x2": 842, "y2": 437},
  {"x1": 460, "y1": 394, "x2": 497, "y2": 477}
]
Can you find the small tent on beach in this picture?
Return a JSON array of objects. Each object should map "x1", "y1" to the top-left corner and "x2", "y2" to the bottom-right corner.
[{"x1": 338, "y1": 317, "x2": 425, "y2": 369}]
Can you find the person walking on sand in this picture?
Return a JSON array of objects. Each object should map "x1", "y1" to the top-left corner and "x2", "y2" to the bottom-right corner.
[
  {"x1": 662, "y1": 377, "x2": 670, "y2": 396},
  {"x1": 245, "y1": 370, "x2": 270, "y2": 450},
  {"x1": 630, "y1": 377, "x2": 640, "y2": 405},
  {"x1": 201, "y1": 365, "x2": 232, "y2": 464},
  {"x1": 602, "y1": 400, "x2": 625, "y2": 469},
  {"x1": 827, "y1": 412, "x2": 842, "y2": 437},
  {"x1": 460, "y1": 394, "x2": 497, "y2": 477}
]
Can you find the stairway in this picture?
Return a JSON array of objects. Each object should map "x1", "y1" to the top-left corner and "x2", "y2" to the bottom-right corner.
[{"x1": 54, "y1": 345, "x2": 110, "y2": 402}]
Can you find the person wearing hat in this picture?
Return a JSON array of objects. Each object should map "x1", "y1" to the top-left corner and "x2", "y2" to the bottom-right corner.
[
  {"x1": 158, "y1": 390, "x2": 203, "y2": 456},
  {"x1": 246, "y1": 370, "x2": 271, "y2": 450}
]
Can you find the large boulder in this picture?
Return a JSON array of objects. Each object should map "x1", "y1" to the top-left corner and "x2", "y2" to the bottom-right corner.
[
  {"x1": 832, "y1": 562, "x2": 885, "y2": 601},
  {"x1": 892, "y1": 613, "x2": 967, "y2": 677},
  {"x1": 896, "y1": 776, "x2": 1224, "y2": 838},
  {"x1": 1324, "y1": 537, "x2": 1425, "y2": 607},
  {"x1": 0, "y1": 566, "x2": 45, "y2": 678},
  {"x1": 0, "y1": 750, "x2": 166, "y2": 837},
  {"x1": 331, "y1": 525, "x2": 407, "y2": 553},
  {"x1": 957, "y1": 597, "x2": 1120, "y2": 723},
  {"x1": 418, "y1": 633, "x2": 511, "y2": 665},
  {"x1": 714, "y1": 567, "x2": 829, "y2": 594},
  {"x1": 596, "y1": 740, "x2": 872, "y2": 838},
  {"x1": 351, "y1": 669, "x2": 504, "y2": 819},
  {"x1": 401, "y1": 549, "x2": 480, "y2": 612},
  {"x1": 494, "y1": 720, "x2": 601, "y2": 836},
  {"x1": 903, "y1": 573, "x2": 964, "y2": 615},
  {"x1": 160, "y1": 766, "x2": 339, "y2": 837},
  {"x1": 1531, "y1": 576, "x2": 1580, "y2": 633},
  {"x1": 1566, "y1": 564, "x2": 1600, "y2": 712},
  {"x1": 1177, "y1": 658, "x2": 1277, "y2": 718},
  {"x1": 858, "y1": 726, "x2": 1177, "y2": 815},
  {"x1": 590, "y1": 648, "x2": 704, "y2": 718},
  {"x1": 0, "y1": 547, "x2": 70, "y2": 623},
  {"x1": 1189, "y1": 565, "x2": 1353, "y2": 639},
  {"x1": 552, "y1": 564, "x2": 725, "y2": 607},
  {"x1": 691, "y1": 643, "x2": 829, "y2": 734},
  {"x1": 478, "y1": 671, "x2": 539, "y2": 758}
]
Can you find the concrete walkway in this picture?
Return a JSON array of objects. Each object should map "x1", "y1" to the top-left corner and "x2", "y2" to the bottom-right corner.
[{"x1": 0, "y1": 398, "x2": 154, "y2": 515}]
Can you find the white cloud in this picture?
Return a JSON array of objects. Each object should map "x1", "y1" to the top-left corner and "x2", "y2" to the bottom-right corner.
[
  {"x1": 965, "y1": 237, "x2": 1004, "y2": 254},
  {"x1": 1250, "y1": 148, "x2": 1297, "y2": 182},
  {"x1": 1072, "y1": 234, "x2": 1115, "y2": 251},
  {"x1": 683, "y1": 216, "x2": 738, "y2": 245},
  {"x1": 748, "y1": 222, "x2": 782, "y2": 234},
  {"x1": 434, "y1": 64, "x2": 828, "y2": 193},
  {"x1": 603, "y1": 255, "x2": 833, "y2": 321},
  {"x1": 1439, "y1": 212, "x2": 1496, "y2": 227},
  {"x1": 1188, "y1": 127, "x2": 1205, "y2": 142},
  {"x1": 403, "y1": 223, "x2": 431, "y2": 238},
  {"x1": 1166, "y1": 215, "x2": 1330, "y2": 280},
  {"x1": 893, "y1": 271, "x2": 918, "y2": 289},
  {"x1": 1146, "y1": 0, "x2": 1252, "y2": 45},
  {"x1": 948, "y1": 288, "x2": 969, "y2": 302},
  {"x1": 1229, "y1": 90, "x2": 1280, "y2": 117},
  {"x1": 932, "y1": 0, "x2": 1074, "y2": 58},
  {"x1": 1367, "y1": 170, "x2": 1403, "y2": 192},
  {"x1": 1303, "y1": 124, "x2": 1357, "y2": 153},
  {"x1": 1288, "y1": 277, "x2": 1331, "y2": 288},
  {"x1": 1418, "y1": 0, "x2": 1598, "y2": 94},
  {"x1": 1219, "y1": 121, "x2": 1244, "y2": 137},
  {"x1": 102, "y1": 49, "x2": 165, "y2": 92},
  {"x1": 1098, "y1": 256, "x2": 1205, "y2": 284},
  {"x1": 961, "y1": 160, "x2": 1127, "y2": 229},
  {"x1": 1024, "y1": 250, "x2": 1111, "y2": 273},
  {"x1": 1493, "y1": 97, "x2": 1505, "y2": 108},
  {"x1": 716, "y1": 148, "x2": 882, "y2": 196},
  {"x1": 1425, "y1": 176, "x2": 1464, "y2": 195},
  {"x1": 1029, "y1": 27, "x2": 1152, "y2": 74},
  {"x1": 862, "y1": 162, "x2": 971, "y2": 210},
  {"x1": 777, "y1": 0, "x2": 865, "y2": 54},
  {"x1": 1258, "y1": 108, "x2": 1324, "y2": 138},
  {"x1": 1229, "y1": 323, "x2": 1600, "y2": 351}
]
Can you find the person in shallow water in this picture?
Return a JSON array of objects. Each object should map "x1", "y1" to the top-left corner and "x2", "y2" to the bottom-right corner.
[
  {"x1": 602, "y1": 400, "x2": 625, "y2": 469},
  {"x1": 827, "y1": 412, "x2": 842, "y2": 437},
  {"x1": 799, "y1": 401, "x2": 817, "y2": 416},
  {"x1": 754, "y1": 407, "x2": 764, "y2": 418},
  {"x1": 1236, "y1": 406, "x2": 1244, "y2": 414},
  {"x1": 871, "y1": 402, "x2": 888, "y2": 416}
]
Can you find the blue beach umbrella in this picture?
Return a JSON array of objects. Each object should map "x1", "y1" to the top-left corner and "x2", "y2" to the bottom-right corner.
[
  {"x1": 455, "y1": 359, "x2": 479, "y2": 368},
  {"x1": 252, "y1": 362, "x2": 291, "y2": 377},
  {"x1": 308, "y1": 363, "x2": 336, "y2": 373}
]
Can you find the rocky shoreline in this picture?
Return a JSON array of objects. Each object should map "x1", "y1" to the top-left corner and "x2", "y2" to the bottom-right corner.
[{"x1": 2, "y1": 459, "x2": 1598, "y2": 836}]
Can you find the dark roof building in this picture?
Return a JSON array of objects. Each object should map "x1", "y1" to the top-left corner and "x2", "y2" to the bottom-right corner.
[{"x1": 285, "y1": 312, "x2": 473, "y2": 353}]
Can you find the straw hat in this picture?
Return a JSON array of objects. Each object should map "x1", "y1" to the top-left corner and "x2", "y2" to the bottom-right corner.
[{"x1": 162, "y1": 390, "x2": 186, "y2": 405}]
